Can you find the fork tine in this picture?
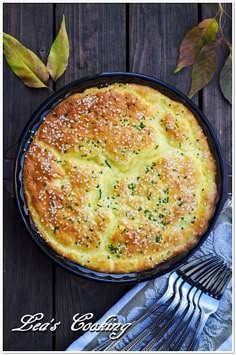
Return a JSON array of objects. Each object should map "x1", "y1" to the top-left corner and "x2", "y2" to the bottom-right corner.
[
  {"x1": 99, "y1": 256, "x2": 215, "y2": 351},
  {"x1": 159, "y1": 257, "x2": 223, "y2": 321},
  {"x1": 91, "y1": 255, "x2": 228, "y2": 352},
  {"x1": 187, "y1": 266, "x2": 232, "y2": 351},
  {"x1": 204, "y1": 264, "x2": 228, "y2": 295},
  {"x1": 127, "y1": 256, "x2": 223, "y2": 351},
  {"x1": 157, "y1": 260, "x2": 225, "y2": 351},
  {"x1": 180, "y1": 253, "x2": 215, "y2": 268},
  {"x1": 179, "y1": 254, "x2": 217, "y2": 272},
  {"x1": 184, "y1": 265, "x2": 227, "y2": 351},
  {"x1": 194, "y1": 261, "x2": 224, "y2": 287},
  {"x1": 190, "y1": 259, "x2": 223, "y2": 285},
  {"x1": 172, "y1": 263, "x2": 226, "y2": 351},
  {"x1": 157, "y1": 260, "x2": 231, "y2": 352},
  {"x1": 149, "y1": 259, "x2": 225, "y2": 351},
  {"x1": 213, "y1": 268, "x2": 232, "y2": 299},
  {"x1": 180, "y1": 254, "x2": 219, "y2": 273},
  {"x1": 178, "y1": 258, "x2": 222, "y2": 288}
]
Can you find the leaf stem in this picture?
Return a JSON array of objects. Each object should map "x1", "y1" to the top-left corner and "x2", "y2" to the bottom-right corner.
[
  {"x1": 216, "y1": 3, "x2": 232, "y2": 51},
  {"x1": 218, "y1": 3, "x2": 224, "y2": 22}
]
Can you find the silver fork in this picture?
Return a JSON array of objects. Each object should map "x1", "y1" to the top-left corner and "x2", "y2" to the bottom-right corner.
[
  {"x1": 98, "y1": 255, "x2": 222, "y2": 352},
  {"x1": 168, "y1": 262, "x2": 226, "y2": 351},
  {"x1": 187, "y1": 266, "x2": 232, "y2": 351},
  {"x1": 142, "y1": 261, "x2": 231, "y2": 351},
  {"x1": 92, "y1": 254, "x2": 216, "y2": 351},
  {"x1": 140, "y1": 258, "x2": 225, "y2": 351},
  {"x1": 156, "y1": 262, "x2": 227, "y2": 351}
]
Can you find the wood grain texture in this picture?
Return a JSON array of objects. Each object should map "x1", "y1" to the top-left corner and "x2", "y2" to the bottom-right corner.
[
  {"x1": 55, "y1": 3, "x2": 127, "y2": 89},
  {"x1": 129, "y1": 3, "x2": 198, "y2": 98},
  {"x1": 54, "y1": 4, "x2": 130, "y2": 351},
  {"x1": 3, "y1": 4, "x2": 54, "y2": 351},
  {"x1": 3, "y1": 3, "x2": 232, "y2": 351},
  {"x1": 201, "y1": 3, "x2": 232, "y2": 163}
]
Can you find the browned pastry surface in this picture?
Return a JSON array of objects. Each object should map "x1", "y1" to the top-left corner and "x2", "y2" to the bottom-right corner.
[{"x1": 24, "y1": 83, "x2": 218, "y2": 273}]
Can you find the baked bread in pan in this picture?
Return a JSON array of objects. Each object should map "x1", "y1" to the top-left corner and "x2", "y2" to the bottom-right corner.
[{"x1": 23, "y1": 83, "x2": 218, "y2": 273}]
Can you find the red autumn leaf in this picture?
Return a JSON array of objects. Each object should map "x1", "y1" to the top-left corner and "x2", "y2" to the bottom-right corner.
[{"x1": 175, "y1": 18, "x2": 219, "y2": 73}]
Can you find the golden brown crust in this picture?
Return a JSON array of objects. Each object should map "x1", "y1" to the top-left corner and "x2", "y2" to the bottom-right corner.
[{"x1": 23, "y1": 83, "x2": 218, "y2": 273}]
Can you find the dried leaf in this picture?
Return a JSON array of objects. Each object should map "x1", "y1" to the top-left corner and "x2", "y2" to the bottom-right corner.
[
  {"x1": 175, "y1": 18, "x2": 219, "y2": 73},
  {"x1": 3, "y1": 32, "x2": 49, "y2": 88},
  {"x1": 188, "y1": 41, "x2": 218, "y2": 98},
  {"x1": 47, "y1": 15, "x2": 69, "y2": 81},
  {"x1": 220, "y1": 51, "x2": 232, "y2": 104}
]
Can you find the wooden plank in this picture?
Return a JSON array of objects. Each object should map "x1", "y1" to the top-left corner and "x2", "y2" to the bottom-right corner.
[
  {"x1": 201, "y1": 3, "x2": 232, "y2": 163},
  {"x1": 129, "y1": 3, "x2": 199, "y2": 97},
  {"x1": 55, "y1": 3, "x2": 127, "y2": 90},
  {"x1": 3, "y1": 4, "x2": 54, "y2": 351},
  {"x1": 54, "y1": 4, "x2": 129, "y2": 351}
]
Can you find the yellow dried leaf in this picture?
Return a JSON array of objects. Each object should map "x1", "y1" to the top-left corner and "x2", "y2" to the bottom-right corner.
[
  {"x1": 47, "y1": 15, "x2": 70, "y2": 81},
  {"x1": 3, "y1": 32, "x2": 49, "y2": 88}
]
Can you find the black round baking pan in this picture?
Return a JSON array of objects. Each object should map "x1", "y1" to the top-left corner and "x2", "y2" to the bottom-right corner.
[{"x1": 14, "y1": 72, "x2": 230, "y2": 283}]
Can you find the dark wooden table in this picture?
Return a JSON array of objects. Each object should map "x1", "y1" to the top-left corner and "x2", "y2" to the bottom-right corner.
[{"x1": 3, "y1": 3, "x2": 232, "y2": 351}]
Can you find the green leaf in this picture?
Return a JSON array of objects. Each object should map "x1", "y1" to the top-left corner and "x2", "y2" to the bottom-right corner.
[
  {"x1": 175, "y1": 18, "x2": 219, "y2": 73},
  {"x1": 47, "y1": 15, "x2": 69, "y2": 81},
  {"x1": 220, "y1": 50, "x2": 232, "y2": 104},
  {"x1": 3, "y1": 32, "x2": 49, "y2": 88},
  {"x1": 188, "y1": 41, "x2": 218, "y2": 98}
]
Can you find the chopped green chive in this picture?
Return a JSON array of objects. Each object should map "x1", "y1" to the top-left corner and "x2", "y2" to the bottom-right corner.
[
  {"x1": 105, "y1": 160, "x2": 111, "y2": 168},
  {"x1": 128, "y1": 183, "x2": 136, "y2": 190}
]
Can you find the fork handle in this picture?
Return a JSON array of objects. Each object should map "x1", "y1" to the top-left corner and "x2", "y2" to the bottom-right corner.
[
  {"x1": 187, "y1": 311, "x2": 213, "y2": 351},
  {"x1": 95, "y1": 284, "x2": 174, "y2": 351},
  {"x1": 93, "y1": 297, "x2": 166, "y2": 351},
  {"x1": 123, "y1": 288, "x2": 181, "y2": 351},
  {"x1": 174, "y1": 305, "x2": 200, "y2": 350},
  {"x1": 158, "y1": 303, "x2": 194, "y2": 351},
  {"x1": 143, "y1": 300, "x2": 188, "y2": 351}
]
